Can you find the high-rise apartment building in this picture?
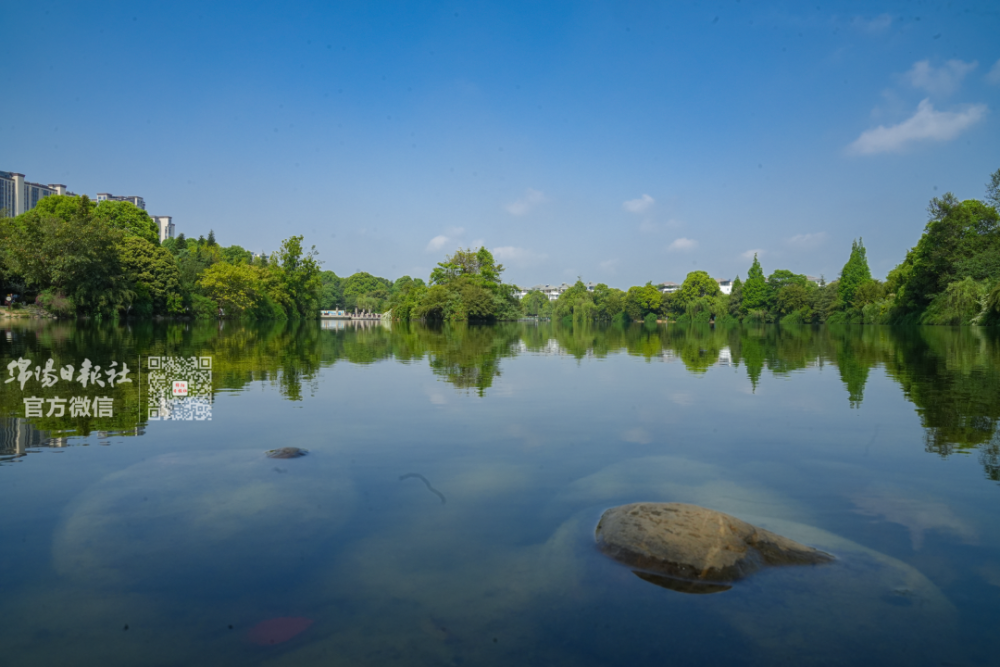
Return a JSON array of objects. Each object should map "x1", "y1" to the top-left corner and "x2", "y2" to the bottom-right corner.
[
  {"x1": 152, "y1": 216, "x2": 174, "y2": 243},
  {"x1": 1, "y1": 170, "x2": 175, "y2": 242},
  {"x1": 0, "y1": 171, "x2": 74, "y2": 216},
  {"x1": 95, "y1": 193, "x2": 146, "y2": 210}
]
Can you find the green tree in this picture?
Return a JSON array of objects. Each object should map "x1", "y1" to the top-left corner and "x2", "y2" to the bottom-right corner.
[
  {"x1": 891, "y1": 194, "x2": 999, "y2": 314},
  {"x1": 119, "y1": 236, "x2": 182, "y2": 315},
  {"x1": 728, "y1": 276, "x2": 743, "y2": 316},
  {"x1": 521, "y1": 290, "x2": 549, "y2": 317},
  {"x1": 838, "y1": 238, "x2": 873, "y2": 307},
  {"x1": 676, "y1": 271, "x2": 720, "y2": 308},
  {"x1": 774, "y1": 283, "x2": 809, "y2": 316},
  {"x1": 1, "y1": 196, "x2": 132, "y2": 315},
  {"x1": 624, "y1": 282, "x2": 662, "y2": 320},
  {"x1": 220, "y1": 244, "x2": 253, "y2": 265},
  {"x1": 986, "y1": 167, "x2": 1000, "y2": 209},
  {"x1": 343, "y1": 272, "x2": 389, "y2": 310},
  {"x1": 742, "y1": 254, "x2": 768, "y2": 313},
  {"x1": 198, "y1": 262, "x2": 261, "y2": 314},
  {"x1": 276, "y1": 235, "x2": 322, "y2": 317},
  {"x1": 320, "y1": 270, "x2": 344, "y2": 308},
  {"x1": 593, "y1": 283, "x2": 626, "y2": 320},
  {"x1": 554, "y1": 281, "x2": 596, "y2": 320},
  {"x1": 94, "y1": 200, "x2": 159, "y2": 245}
]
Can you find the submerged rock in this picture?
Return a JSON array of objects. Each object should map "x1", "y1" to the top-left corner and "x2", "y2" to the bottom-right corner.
[
  {"x1": 265, "y1": 447, "x2": 308, "y2": 459},
  {"x1": 595, "y1": 502, "x2": 833, "y2": 587}
]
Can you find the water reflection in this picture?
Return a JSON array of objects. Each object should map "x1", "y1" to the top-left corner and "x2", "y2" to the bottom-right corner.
[{"x1": 2, "y1": 319, "x2": 999, "y2": 482}]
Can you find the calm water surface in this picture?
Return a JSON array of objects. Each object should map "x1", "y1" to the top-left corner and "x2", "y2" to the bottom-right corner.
[{"x1": 1, "y1": 320, "x2": 998, "y2": 666}]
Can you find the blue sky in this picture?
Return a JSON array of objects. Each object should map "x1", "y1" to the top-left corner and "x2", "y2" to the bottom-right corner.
[{"x1": 3, "y1": 1, "x2": 998, "y2": 288}]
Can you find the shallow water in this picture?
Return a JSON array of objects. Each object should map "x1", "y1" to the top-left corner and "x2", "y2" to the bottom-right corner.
[{"x1": 2, "y1": 320, "x2": 998, "y2": 666}]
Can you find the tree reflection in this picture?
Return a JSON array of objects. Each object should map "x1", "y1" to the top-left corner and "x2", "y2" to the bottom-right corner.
[{"x1": 2, "y1": 318, "x2": 999, "y2": 482}]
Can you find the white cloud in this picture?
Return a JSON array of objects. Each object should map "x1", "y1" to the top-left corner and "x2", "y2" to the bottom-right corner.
[
  {"x1": 623, "y1": 194, "x2": 655, "y2": 213},
  {"x1": 491, "y1": 246, "x2": 548, "y2": 267},
  {"x1": 638, "y1": 219, "x2": 657, "y2": 233},
  {"x1": 988, "y1": 59, "x2": 1000, "y2": 85},
  {"x1": 505, "y1": 188, "x2": 547, "y2": 216},
  {"x1": 668, "y1": 238, "x2": 698, "y2": 252},
  {"x1": 905, "y1": 59, "x2": 978, "y2": 96},
  {"x1": 599, "y1": 258, "x2": 619, "y2": 274},
  {"x1": 426, "y1": 235, "x2": 450, "y2": 252},
  {"x1": 425, "y1": 227, "x2": 465, "y2": 252},
  {"x1": 851, "y1": 14, "x2": 892, "y2": 34},
  {"x1": 741, "y1": 249, "x2": 763, "y2": 260},
  {"x1": 786, "y1": 232, "x2": 828, "y2": 249},
  {"x1": 848, "y1": 99, "x2": 987, "y2": 155}
]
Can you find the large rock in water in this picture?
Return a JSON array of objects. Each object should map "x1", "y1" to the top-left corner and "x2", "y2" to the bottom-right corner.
[{"x1": 596, "y1": 502, "x2": 833, "y2": 591}]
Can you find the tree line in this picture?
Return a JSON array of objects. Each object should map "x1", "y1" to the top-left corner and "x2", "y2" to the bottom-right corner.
[
  {"x1": 0, "y1": 195, "x2": 322, "y2": 320},
  {"x1": 3, "y1": 167, "x2": 998, "y2": 325},
  {"x1": 514, "y1": 167, "x2": 1000, "y2": 327}
]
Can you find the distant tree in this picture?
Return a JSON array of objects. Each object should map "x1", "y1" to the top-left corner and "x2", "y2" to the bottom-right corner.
[
  {"x1": 207, "y1": 229, "x2": 217, "y2": 246},
  {"x1": 728, "y1": 275, "x2": 743, "y2": 316},
  {"x1": 624, "y1": 282, "x2": 662, "y2": 320},
  {"x1": 1, "y1": 195, "x2": 132, "y2": 314},
  {"x1": 852, "y1": 279, "x2": 886, "y2": 307},
  {"x1": 676, "y1": 271, "x2": 720, "y2": 308},
  {"x1": 94, "y1": 200, "x2": 159, "y2": 245},
  {"x1": 430, "y1": 246, "x2": 505, "y2": 287},
  {"x1": 774, "y1": 284, "x2": 809, "y2": 315},
  {"x1": 31, "y1": 194, "x2": 95, "y2": 222},
  {"x1": 119, "y1": 236, "x2": 182, "y2": 314},
  {"x1": 742, "y1": 254, "x2": 768, "y2": 313},
  {"x1": 198, "y1": 262, "x2": 260, "y2": 313},
  {"x1": 554, "y1": 280, "x2": 596, "y2": 319},
  {"x1": 767, "y1": 269, "x2": 809, "y2": 293},
  {"x1": 838, "y1": 238, "x2": 873, "y2": 307},
  {"x1": 592, "y1": 283, "x2": 626, "y2": 319},
  {"x1": 175, "y1": 233, "x2": 188, "y2": 251},
  {"x1": 520, "y1": 290, "x2": 549, "y2": 316},
  {"x1": 320, "y1": 270, "x2": 344, "y2": 308},
  {"x1": 987, "y1": 167, "x2": 1000, "y2": 210},
  {"x1": 220, "y1": 244, "x2": 253, "y2": 265},
  {"x1": 276, "y1": 235, "x2": 322, "y2": 316}
]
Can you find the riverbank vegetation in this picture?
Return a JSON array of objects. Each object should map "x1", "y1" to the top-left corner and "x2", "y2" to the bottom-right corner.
[
  {"x1": 2, "y1": 168, "x2": 998, "y2": 325},
  {"x1": 520, "y1": 167, "x2": 1000, "y2": 327},
  {"x1": 0, "y1": 195, "x2": 321, "y2": 320}
]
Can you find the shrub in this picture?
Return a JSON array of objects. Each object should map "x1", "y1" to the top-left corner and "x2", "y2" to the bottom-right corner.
[
  {"x1": 190, "y1": 294, "x2": 219, "y2": 319},
  {"x1": 35, "y1": 289, "x2": 76, "y2": 317}
]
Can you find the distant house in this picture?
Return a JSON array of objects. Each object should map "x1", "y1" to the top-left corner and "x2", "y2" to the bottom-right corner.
[
  {"x1": 716, "y1": 278, "x2": 733, "y2": 295},
  {"x1": 516, "y1": 282, "x2": 598, "y2": 301},
  {"x1": 657, "y1": 282, "x2": 680, "y2": 294},
  {"x1": 806, "y1": 275, "x2": 825, "y2": 286}
]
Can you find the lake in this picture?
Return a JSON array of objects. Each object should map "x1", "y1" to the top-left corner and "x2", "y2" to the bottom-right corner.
[{"x1": 1, "y1": 319, "x2": 998, "y2": 666}]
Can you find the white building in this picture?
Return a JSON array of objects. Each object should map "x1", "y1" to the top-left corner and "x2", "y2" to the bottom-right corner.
[
  {"x1": 657, "y1": 282, "x2": 680, "y2": 294},
  {"x1": 516, "y1": 282, "x2": 599, "y2": 301},
  {"x1": 0, "y1": 171, "x2": 73, "y2": 216},
  {"x1": 1, "y1": 170, "x2": 176, "y2": 242},
  {"x1": 152, "y1": 215, "x2": 175, "y2": 243},
  {"x1": 96, "y1": 192, "x2": 146, "y2": 210},
  {"x1": 716, "y1": 278, "x2": 733, "y2": 295}
]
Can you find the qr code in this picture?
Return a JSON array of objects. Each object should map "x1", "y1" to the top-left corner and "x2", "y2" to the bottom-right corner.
[{"x1": 147, "y1": 356, "x2": 213, "y2": 421}]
